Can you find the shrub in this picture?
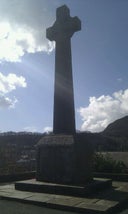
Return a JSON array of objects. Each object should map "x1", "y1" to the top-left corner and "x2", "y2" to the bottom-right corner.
[{"x1": 93, "y1": 152, "x2": 127, "y2": 173}]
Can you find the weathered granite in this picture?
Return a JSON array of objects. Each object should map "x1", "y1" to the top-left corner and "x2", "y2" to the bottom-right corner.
[
  {"x1": 15, "y1": 178, "x2": 112, "y2": 197},
  {"x1": 36, "y1": 134, "x2": 93, "y2": 185}
]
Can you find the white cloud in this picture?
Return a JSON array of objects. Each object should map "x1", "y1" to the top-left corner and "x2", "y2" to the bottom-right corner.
[
  {"x1": 0, "y1": 96, "x2": 17, "y2": 108},
  {"x1": 0, "y1": 0, "x2": 55, "y2": 62},
  {"x1": 0, "y1": 72, "x2": 27, "y2": 108},
  {"x1": 43, "y1": 126, "x2": 53, "y2": 133},
  {"x1": 0, "y1": 73, "x2": 26, "y2": 93},
  {"x1": 78, "y1": 89, "x2": 128, "y2": 132}
]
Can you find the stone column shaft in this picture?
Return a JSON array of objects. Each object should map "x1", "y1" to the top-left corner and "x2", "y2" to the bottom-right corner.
[{"x1": 53, "y1": 38, "x2": 75, "y2": 134}]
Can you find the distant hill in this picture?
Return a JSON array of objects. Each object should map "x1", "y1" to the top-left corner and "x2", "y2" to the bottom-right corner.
[
  {"x1": 0, "y1": 116, "x2": 128, "y2": 152},
  {"x1": 103, "y1": 116, "x2": 128, "y2": 138},
  {"x1": 80, "y1": 116, "x2": 128, "y2": 151},
  {"x1": 96, "y1": 116, "x2": 128, "y2": 151},
  {"x1": 0, "y1": 132, "x2": 43, "y2": 146}
]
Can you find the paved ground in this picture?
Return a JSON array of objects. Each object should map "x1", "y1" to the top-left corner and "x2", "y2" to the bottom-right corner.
[
  {"x1": 0, "y1": 199, "x2": 128, "y2": 214},
  {"x1": 0, "y1": 181, "x2": 128, "y2": 214},
  {"x1": 0, "y1": 199, "x2": 75, "y2": 214}
]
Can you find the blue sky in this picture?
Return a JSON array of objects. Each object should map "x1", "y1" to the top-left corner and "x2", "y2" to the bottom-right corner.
[{"x1": 0, "y1": 0, "x2": 128, "y2": 133}]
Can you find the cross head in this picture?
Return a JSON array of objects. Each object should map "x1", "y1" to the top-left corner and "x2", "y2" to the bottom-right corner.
[{"x1": 46, "y1": 5, "x2": 81, "y2": 41}]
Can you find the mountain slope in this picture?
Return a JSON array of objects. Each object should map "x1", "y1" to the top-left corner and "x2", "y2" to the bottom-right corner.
[{"x1": 103, "y1": 116, "x2": 128, "y2": 137}]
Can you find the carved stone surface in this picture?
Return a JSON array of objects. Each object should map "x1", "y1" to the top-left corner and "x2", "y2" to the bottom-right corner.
[
  {"x1": 36, "y1": 135, "x2": 74, "y2": 183},
  {"x1": 36, "y1": 134, "x2": 93, "y2": 185}
]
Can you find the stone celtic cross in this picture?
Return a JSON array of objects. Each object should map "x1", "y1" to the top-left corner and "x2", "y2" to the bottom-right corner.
[
  {"x1": 36, "y1": 5, "x2": 93, "y2": 185},
  {"x1": 47, "y1": 5, "x2": 81, "y2": 134}
]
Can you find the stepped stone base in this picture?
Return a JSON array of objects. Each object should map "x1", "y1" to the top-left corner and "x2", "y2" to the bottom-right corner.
[
  {"x1": 36, "y1": 134, "x2": 93, "y2": 185},
  {"x1": 15, "y1": 178, "x2": 112, "y2": 197},
  {"x1": 0, "y1": 181, "x2": 128, "y2": 214}
]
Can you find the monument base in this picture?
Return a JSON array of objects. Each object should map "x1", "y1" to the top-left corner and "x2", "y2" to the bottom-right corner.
[
  {"x1": 36, "y1": 134, "x2": 93, "y2": 185},
  {"x1": 16, "y1": 134, "x2": 112, "y2": 197},
  {"x1": 15, "y1": 178, "x2": 112, "y2": 197}
]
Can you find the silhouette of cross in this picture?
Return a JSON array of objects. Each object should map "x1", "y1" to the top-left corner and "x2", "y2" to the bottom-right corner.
[
  {"x1": 46, "y1": 5, "x2": 81, "y2": 134},
  {"x1": 47, "y1": 5, "x2": 81, "y2": 41}
]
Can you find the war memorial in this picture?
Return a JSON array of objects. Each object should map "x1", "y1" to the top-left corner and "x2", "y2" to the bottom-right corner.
[
  {"x1": 0, "y1": 5, "x2": 128, "y2": 214},
  {"x1": 15, "y1": 3, "x2": 112, "y2": 200},
  {"x1": 36, "y1": 4, "x2": 93, "y2": 185}
]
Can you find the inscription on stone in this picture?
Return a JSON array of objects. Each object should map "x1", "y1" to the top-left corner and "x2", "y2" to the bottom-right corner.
[{"x1": 38, "y1": 135, "x2": 74, "y2": 145}]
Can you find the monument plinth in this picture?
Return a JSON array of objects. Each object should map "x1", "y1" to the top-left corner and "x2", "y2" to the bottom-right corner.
[
  {"x1": 36, "y1": 5, "x2": 93, "y2": 185},
  {"x1": 36, "y1": 134, "x2": 93, "y2": 184}
]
